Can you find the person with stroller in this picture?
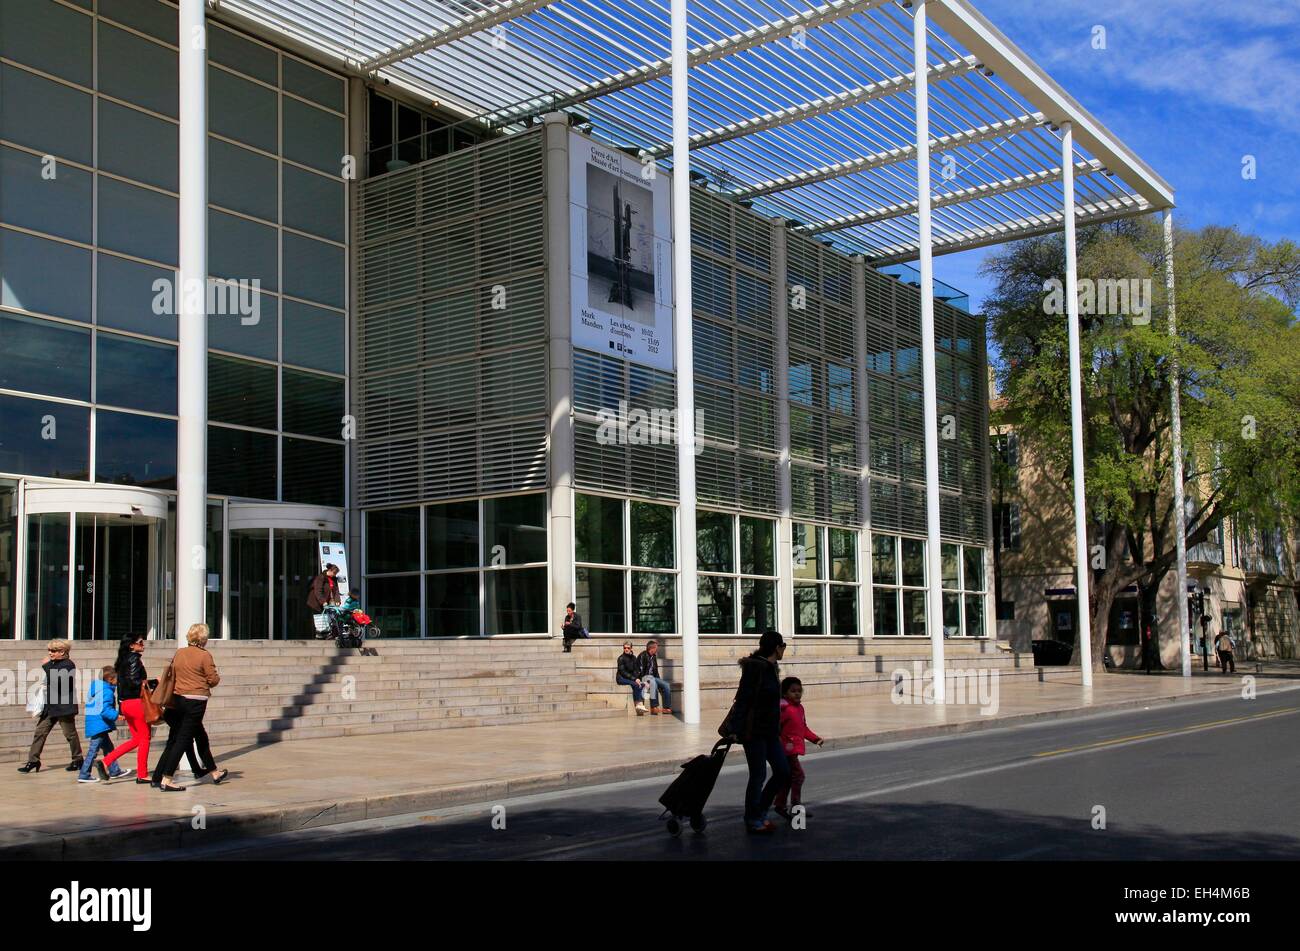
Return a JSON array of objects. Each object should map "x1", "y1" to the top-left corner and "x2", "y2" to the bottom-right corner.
[
  {"x1": 729, "y1": 630, "x2": 791, "y2": 835},
  {"x1": 16, "y1": 640, "x2": 83, "y2": 774},
  {"x1": 326, "y1": 589, "x2": 375, "y2": 650},
  {"x1": 307, "y1": 563, "x2": 342, "y2": 637}
]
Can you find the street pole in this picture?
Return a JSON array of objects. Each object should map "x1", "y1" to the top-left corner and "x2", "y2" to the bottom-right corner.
[
  {"x1": 671, "y1": 0, "x2": 701, "y2": 724},
  {"x1": 913, "y1": 0, "x2": 946, "y2": 701},
  {"x1": 177, "y1": 0, "x2": 208, "y2": 644},
  {"x1": 1061, "y1": 123, "x2": 1093, "y2": 686}
]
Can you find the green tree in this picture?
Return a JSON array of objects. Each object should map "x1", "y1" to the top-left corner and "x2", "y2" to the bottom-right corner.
[{"x1": 983, "y1": 219, "x2": 1300, "y2": 667}]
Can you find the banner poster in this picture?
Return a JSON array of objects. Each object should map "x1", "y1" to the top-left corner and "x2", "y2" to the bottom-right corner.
[
  {"x1": 318, "y1": 542, "x2": 350, "y2": 595},
  {"x1": 569, "y1": 130, "x2": 674, "y2": 371}
]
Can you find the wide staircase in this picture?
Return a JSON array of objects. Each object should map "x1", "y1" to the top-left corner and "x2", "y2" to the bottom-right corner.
[
  {"x1": 0, "y1": 638, "x2": 1079, "y2": 761},
  {"x1": 576, "y1": 637, "x2": 1078, "y2": 714},
  {"x1": 0, "y1": 639, "x2": 620, "y2": 763}
]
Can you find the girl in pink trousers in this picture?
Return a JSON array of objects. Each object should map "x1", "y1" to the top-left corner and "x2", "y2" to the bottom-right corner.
[{"x1": 774, "y1": 677, "x2": 823, "y2": 819}]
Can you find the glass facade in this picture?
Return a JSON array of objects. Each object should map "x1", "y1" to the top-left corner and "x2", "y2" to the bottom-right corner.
[
  {"x1": 573, "y1": 493, "x2": 678, "y2": 635},
  {"x1": 364, "y1": 493, "x2": 550, "y2": 637}
]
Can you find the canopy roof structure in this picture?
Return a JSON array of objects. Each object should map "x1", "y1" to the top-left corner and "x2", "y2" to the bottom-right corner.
[{"x1": 210, "y1": 0, "x2": 1173, "y2": 264}]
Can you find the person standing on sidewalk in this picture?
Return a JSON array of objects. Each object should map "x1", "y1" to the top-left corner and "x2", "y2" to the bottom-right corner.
[
  {"x1": 1215, "y1": 629, "x2": 1236, "y2": 674},
  {"x1": 102, "y1": 635, "x2": 155, "y2": 784},
  {"x1": 80, "y1": 666, "x2": 132, "y2": 784},
  {"x1": 773, "y1": 677, "x2": 823, "y2": 821},
  {"x1": 16, "y1": 640, "x2": 83, "y2": 774},
  {"x1": 728, "y1": 630, "x2": 790, "y2": 835},
  {"x1": 151, "y1": 624, "x2": 224, "y2": 791},
  {"x1": 1140, "y1": 624, "x2": 1156, "y2": 673}
]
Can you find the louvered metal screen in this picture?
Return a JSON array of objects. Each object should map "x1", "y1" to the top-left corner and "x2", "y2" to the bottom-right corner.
[
  {"x1": 356, "y1": 131, "x2": 548, "y2": 507},
  {"x1": 688, "y1": 191, "x2": 779, "y2": 515}
]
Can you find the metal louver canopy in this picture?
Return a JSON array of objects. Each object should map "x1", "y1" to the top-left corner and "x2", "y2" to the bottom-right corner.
[{"x1": 212, "y1": 0, "x2": 1174, "y2": 263}]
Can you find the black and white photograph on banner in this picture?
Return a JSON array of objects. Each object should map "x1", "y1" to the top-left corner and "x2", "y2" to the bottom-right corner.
[{"x1": 0, "y1": 0, "x2": 1295, "y2": 934}]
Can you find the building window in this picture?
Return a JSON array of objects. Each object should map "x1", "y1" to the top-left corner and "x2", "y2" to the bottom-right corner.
[
  {"x1": 991, "y1": 431, "x2": 1019, "y2": 472},
  {"x1": 574, "y1": 493, "x2": 678, "y2": 635},
  {"x1": 993, "y1": 502, "x2": 1021, "y2": 551},
  {"x1": 698, "y1": 511, "x2": 777, "y2": 634},
  {"x1": 872, "y1": 533, "x2": 928, "y2": 636}
]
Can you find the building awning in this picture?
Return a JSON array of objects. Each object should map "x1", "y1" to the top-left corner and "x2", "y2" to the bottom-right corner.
[{"x1": 209, "y1": 0, "x2": 1172, "y2": 264}]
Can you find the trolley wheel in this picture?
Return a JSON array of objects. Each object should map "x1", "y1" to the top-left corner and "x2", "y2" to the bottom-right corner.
[
  {"x1": 689, "y1": 814, "x2": 707, "y2": 833},
  {"x1": 665, "y1": 817, "x2": 682, "y2": 837}
]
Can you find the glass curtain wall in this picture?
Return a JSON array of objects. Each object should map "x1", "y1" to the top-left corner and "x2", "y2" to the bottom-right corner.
[{"x1": 573, "y1": 493, "x2": 677, "y2": 635}]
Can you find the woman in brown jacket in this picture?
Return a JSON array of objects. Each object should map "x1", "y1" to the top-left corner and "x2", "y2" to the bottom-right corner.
[{"x1": 151, "y1": 623, "x2": 225, "y2": 791}]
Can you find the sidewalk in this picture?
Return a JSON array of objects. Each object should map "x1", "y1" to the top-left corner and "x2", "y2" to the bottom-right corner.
[{"x1": 1, "y1": 669, "x2": 1290, "y2": 860}]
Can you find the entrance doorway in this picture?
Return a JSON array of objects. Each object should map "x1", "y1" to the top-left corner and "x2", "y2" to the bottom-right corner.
[
  {"x1": 73, "y1": 514, "x2": 160, "y2": 640},
  {"x1": 21, "y1": 484, "x2": 166, "y2": 640},
  {"x1": 228, "y1": 524, "x2": 342, "y2": 638}
]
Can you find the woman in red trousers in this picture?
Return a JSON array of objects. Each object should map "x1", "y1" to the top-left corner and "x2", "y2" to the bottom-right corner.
[{"x1": 102, "y1": 634, "x2": 154, "y2": 784}]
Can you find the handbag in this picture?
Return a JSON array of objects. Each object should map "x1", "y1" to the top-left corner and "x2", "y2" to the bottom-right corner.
[
  {"x1": 145, "y1": 662, "x2": 176, "y2": 722},
  {"x1": 26, "y1": 683, "x2": 45, "y2": 719},
  {"x1": 718, "y1": 661, "x2": 764, "y2": 741}
]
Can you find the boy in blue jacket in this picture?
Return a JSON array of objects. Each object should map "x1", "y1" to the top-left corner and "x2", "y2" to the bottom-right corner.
[{"x1": 78, "y1": 666, "x2": 132, "y2": 783}]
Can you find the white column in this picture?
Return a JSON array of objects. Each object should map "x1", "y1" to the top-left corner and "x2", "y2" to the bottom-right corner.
[
  {"x1": 913, "y1": 0, "x2": 945, "y2": 701},
  {"x1": 176, "y1": 0, "x2": 208, "y2": 643},
  {"x1": 1165, "y1": 210, "x2": 1191, "y2": 677},
  {"x1": 670, "y1": 0, "x2": 700, "y2": 724},
  {"x1": 1061, "y1": 123, "x2": 1093, "y2": 686}
]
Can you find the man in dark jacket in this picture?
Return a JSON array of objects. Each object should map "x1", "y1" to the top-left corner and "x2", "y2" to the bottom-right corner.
[
  {"x1": 729, "y1": 630, "x2": 790, "y2": 833},
  {"x1": 637, "y1": 640, "x2": 671, "y2": 715},
  {"x1": 17, "y1": 639, "x2": 83, "y2": 773},
  {"x1": 615, "y1": 642, "x2": 647, "y2": 714}
]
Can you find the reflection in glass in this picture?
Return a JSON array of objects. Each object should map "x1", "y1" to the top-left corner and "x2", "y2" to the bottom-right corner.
[
  {"x1": 26, "y1": 512, "x2": 70, "y2": 639},
  {"x1": 631, "y1": 502, "x2": 674, "y2": 569},
  {"x1": 943, "y1": 591, "x2": 960, "y2": 638},
  {"x1": 740, "y1": 578, "x2": 776, "y2": 633},
  {"x1": 965, "y1": 594, "x2": 985, "y2": 638},
  {"x1": 282, "y1": 437, "x2": 343, "y2": 507},
  {"x1": 901, "y1": 537, "x2": 925, "y2": 587},
  {"x1": 484, "y1": 494, "x2": 546, "y2": 564},
  {"x1": 97, "y1": 334, "x2": 176, "y2": 414},
  {"x1": 95, "y1": 411, "x2": 176, "y2": 489},
  {"x1": 792, "y1": 523, "x2": 821, "y2": 580},
  {"x1": 942, "y1": 543, "x2": 960, "y2": 589},
  {"x1": 903, "y1": 589, "x2": 927, "y2": 636},
  {"x1": 577, "y1": 566, "x2": 625, "y2": 634},
  {"x1": 0, "y1": 395, "x2": 89, "y2": 480},
  {"x1": 229, "y1": 528, "x2": 268, "y2": 639},
  {"x1": 794, "y1": 583, "x2": 823, "y2": 636},
  {"x1": 575, "y1": 494, "x2": 623, "y2": 566},
  {"x1": 831, "y1": 585, "x2": 857, "y2": 636},
  {"x1": 698, "y1": 575, "x2": 734, "y2": 634},
  {"x1": 633, "y1": 571, "x2": 675, "y2": 634},
  {"x1": 486, "y1": 567, "x2": 546, "y2": 634},
  {"x1": 426, "y1": 500, "x2": 479, "y2": 570},
  {"x1": 964, "y1": 547, "x2": 985, "y2": 592},
  {"x1": 873, "y1": 586, "x2": 899, "y2": 637},
  {"x1": 739, "y1": 516, "x2": 774, "y2": 576},
  {"x1": 830, "y1": 528, "x2": 856, "y2": 582},
  {"x1": 427, "y1": 572, "x2": 479, "y2": 636},
  {"x1": 0, "y1": 313, "x2": 89, "y2": 401},
  {"x1": 872, "y1": 534, "x2": 896, "y2": 586},
  {"x1": 366, "y1": 574, "x2": 421, "y2": 638},
  {"x1": 696, "y1": 511, "x2": 734, "y2": 573},
  {"x1": 365, "y1": 508, "x2": 420, "y2": 574}
]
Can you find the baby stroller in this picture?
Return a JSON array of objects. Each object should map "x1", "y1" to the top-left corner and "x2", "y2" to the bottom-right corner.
[{"x1": 322, "y1": 605, "x2": 380, "y2": 649}]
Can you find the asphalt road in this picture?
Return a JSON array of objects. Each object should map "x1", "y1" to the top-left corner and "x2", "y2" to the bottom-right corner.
[{"x1": 138, "y1": 686, "x2": 1300, "y2": 861}]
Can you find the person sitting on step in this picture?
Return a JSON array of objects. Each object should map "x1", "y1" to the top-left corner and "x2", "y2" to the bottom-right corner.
[{"x1": 615, "y1": 641, "x2": 648, "y2": 715}]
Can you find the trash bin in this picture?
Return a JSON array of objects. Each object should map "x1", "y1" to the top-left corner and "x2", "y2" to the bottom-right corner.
[{"x1": 1031, "y1": 639, "x2": 1074, "y2": 666}]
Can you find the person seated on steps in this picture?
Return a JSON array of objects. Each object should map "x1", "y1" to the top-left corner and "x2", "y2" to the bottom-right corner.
[
  {"x1": 615, "y1": 641, "x2": 648, "y2": 715},
  {"x1": 637, "y1": 639, "x2": 672, "y2": 716}
]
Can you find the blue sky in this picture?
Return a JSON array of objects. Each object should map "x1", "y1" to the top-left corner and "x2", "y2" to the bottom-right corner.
[{"x1": 930, "y1": 0, "x2": 1300, "y2": 313}]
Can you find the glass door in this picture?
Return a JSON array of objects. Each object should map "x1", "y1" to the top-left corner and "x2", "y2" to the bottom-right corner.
[
  {"x1": 25, "y1": 512, "x2": 70, "y2": 639},
  {"x1": 229, "y1": 528, "x2": 270, "y2": 639},
  {"x1": 276, "y1": 529, "x2": 324, "y2": 639},
  {"x1": 73, "y1": 514, "x2": 159, "y2": 640}
]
